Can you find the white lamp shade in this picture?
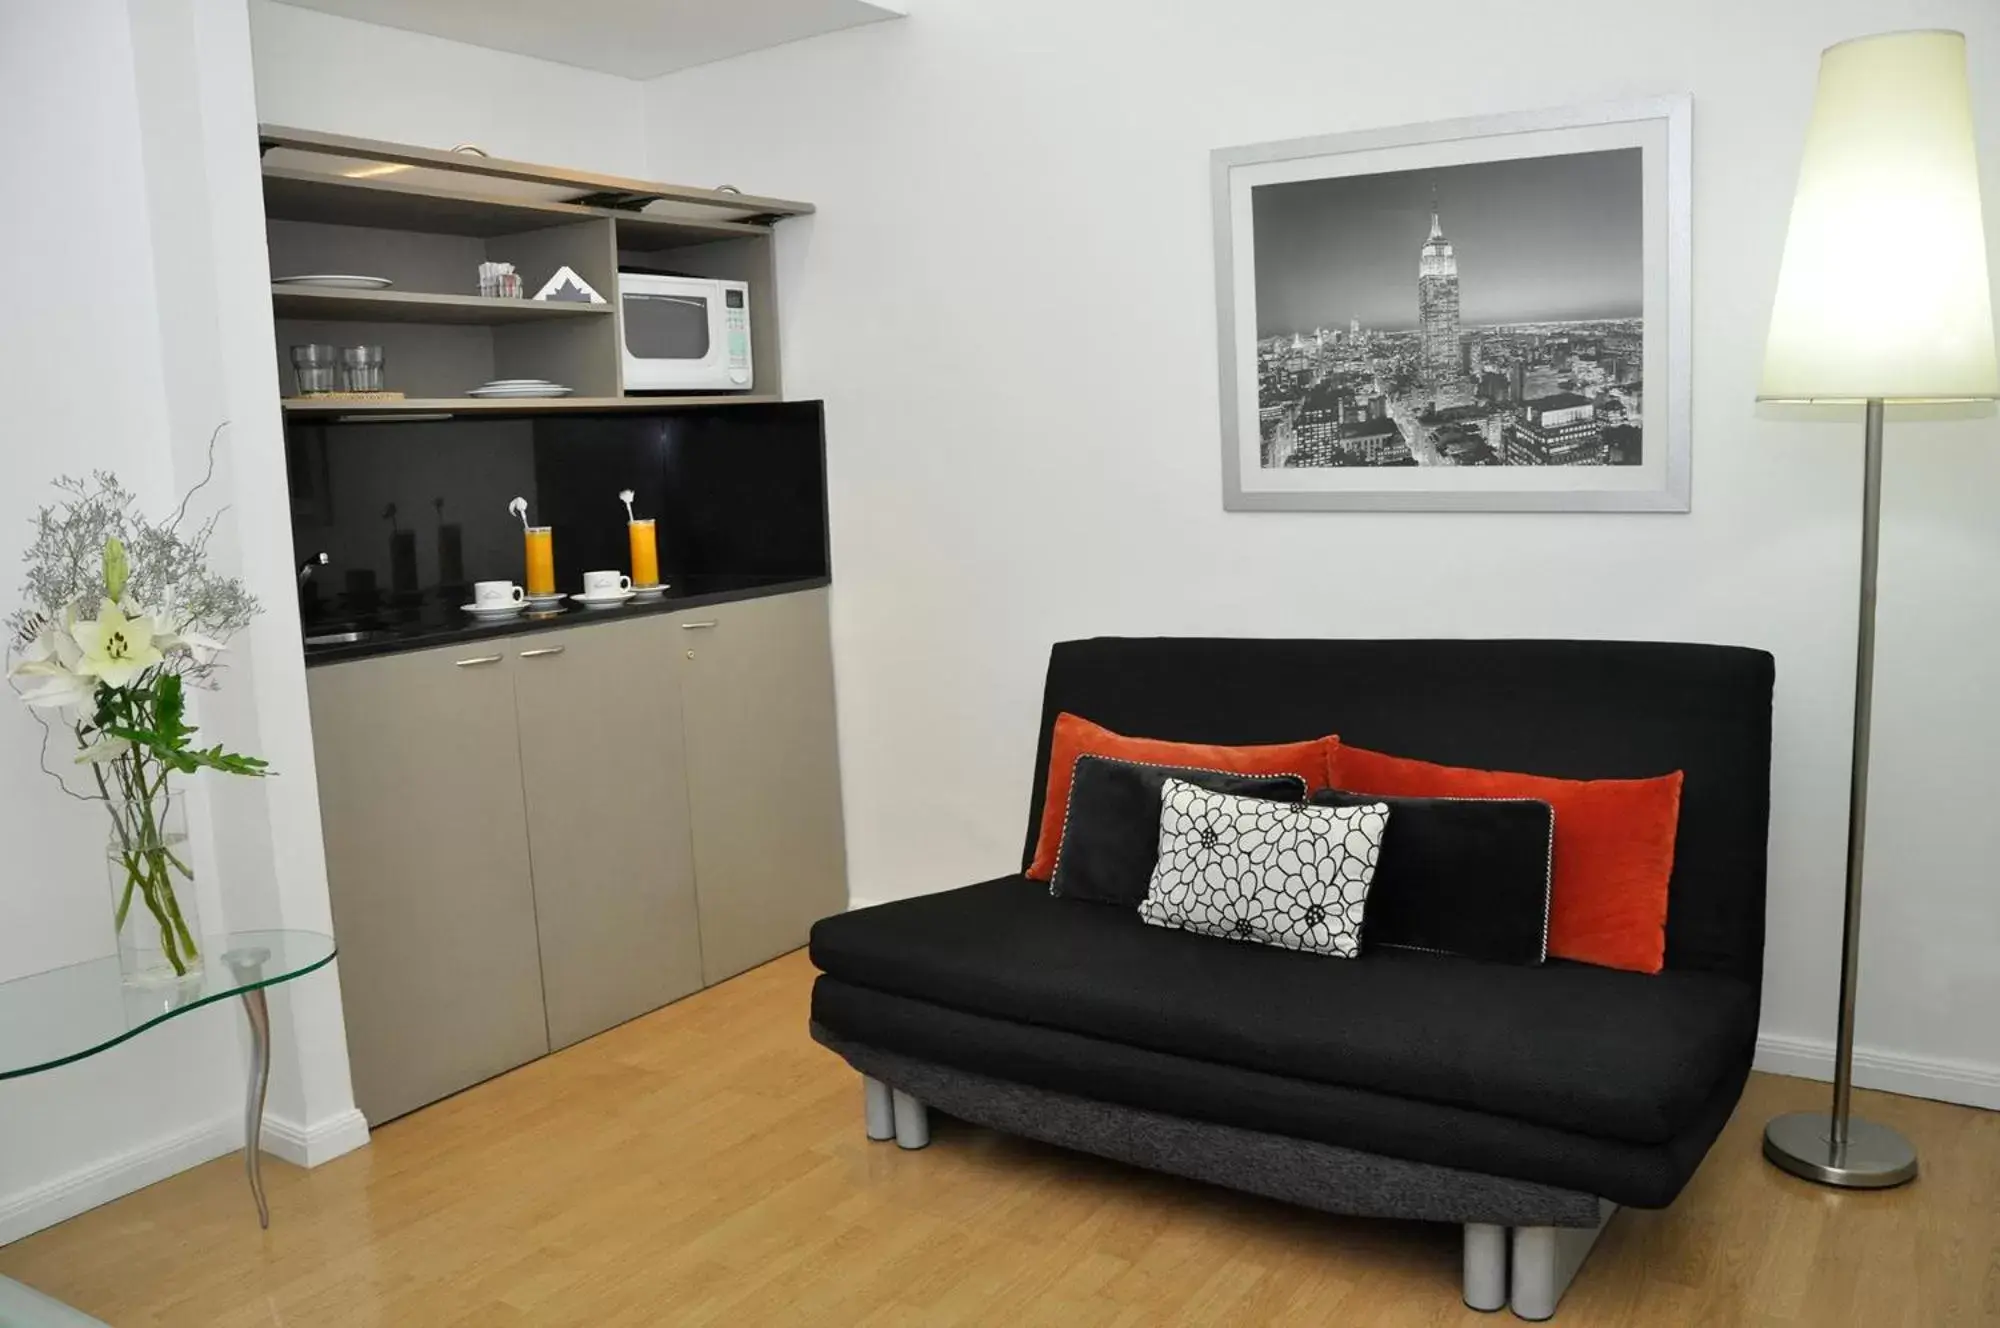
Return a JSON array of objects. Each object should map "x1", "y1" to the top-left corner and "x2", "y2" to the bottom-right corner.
[{"x1": 1760, "y1": 30, "x2": 2000, "y2": 402}]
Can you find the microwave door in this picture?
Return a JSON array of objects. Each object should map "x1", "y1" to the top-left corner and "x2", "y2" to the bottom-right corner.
[{"x1": 623, "y1": 293, "x2": 715, "y2": 365}]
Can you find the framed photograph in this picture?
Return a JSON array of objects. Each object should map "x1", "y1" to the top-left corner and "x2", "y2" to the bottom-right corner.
[{"x1": 1213, "y1": 97, "x2": 1691, "y2": 511}]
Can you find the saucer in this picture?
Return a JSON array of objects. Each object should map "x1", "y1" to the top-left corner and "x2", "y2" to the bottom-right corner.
[
  {"x1": 571, "y1": 590, "x2": 634, "y2": 609},
  {"x1": 630, "y1": 583, "x2": 669, "y2": 600},
  {"x1": 524, "y1": 591, "x2": 567, "y2": 608},
  {"x1": 462, "y1": 601, "x2": 526, "y2": 618}
]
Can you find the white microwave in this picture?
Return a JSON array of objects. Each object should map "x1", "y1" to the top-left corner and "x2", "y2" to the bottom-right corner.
[{"x1": 618, "y1": 272, "x2": 753, "y2": 391}]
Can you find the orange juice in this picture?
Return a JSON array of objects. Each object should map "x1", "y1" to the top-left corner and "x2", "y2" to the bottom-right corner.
[
  {"x1": 524, "y1": 526, "x2": 555, "y2": 597},
  {"x1": 628, "y1": 519, "x2": 660, "y2": 588}
]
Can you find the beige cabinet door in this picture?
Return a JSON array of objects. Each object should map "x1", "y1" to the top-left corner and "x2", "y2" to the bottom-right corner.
[
  {"x1": 511, "y1": 619, "x2": 704, "y2": 1048},
  {"x1": 678, "y1": 589, "x2": 850, "y2": 984},
  {"x1": 307, "y1": 644, "x2": 550, "y2": 1124}
]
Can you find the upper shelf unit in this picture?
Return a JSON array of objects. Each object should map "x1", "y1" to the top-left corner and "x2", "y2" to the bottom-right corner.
[
  {"x1": 259, "y1": 125, "x2": 807, "y2": 412},
  {"x1": 259, "y1": 125, "x2": 813, "y2": 227}
]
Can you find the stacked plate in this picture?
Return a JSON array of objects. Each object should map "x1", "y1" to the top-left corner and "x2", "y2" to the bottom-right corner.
[
  {"x1": 273, "y1": 274, "x2": 393, "y2": 290},
  {"x1": 467, "y1": 379, "x2": 574, "y2": 399}
]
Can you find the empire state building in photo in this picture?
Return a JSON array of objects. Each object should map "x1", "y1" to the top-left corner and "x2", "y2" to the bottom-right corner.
[{"x1": 1417, "y1": 204, "x2": 1462, "y2": 387}]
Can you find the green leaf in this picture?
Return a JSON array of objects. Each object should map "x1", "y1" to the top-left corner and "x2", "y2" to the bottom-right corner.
[
  {"x1": 154, "y1": 673, "x2": 187, "y2": 747},
  {"x1": 102, "y1": 537, "x2": 129, "y2": 603},
  {"x1": 101, "y1": 723, "x2": 271, "y2": 778}
]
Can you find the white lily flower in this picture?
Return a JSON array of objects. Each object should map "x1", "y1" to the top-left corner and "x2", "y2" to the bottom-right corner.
[
  {"x1": 17, "y1": 670, "x2": 97, "y2": 710},
  {"x1": 175, "y1": 629, "x2": 227, "y2": 663},
  {"x1": 153, "y1": 613, "x2": 228, "y2": 664},
  {"x1": 75, "y1": 734, "x2": 134, "y2": 765},
  {"x1": 69, "y1": 599, "x2": 165, "y2": 689},
  {"x1": 8, "y1": 614, "x2": 97, "y2": 711}
]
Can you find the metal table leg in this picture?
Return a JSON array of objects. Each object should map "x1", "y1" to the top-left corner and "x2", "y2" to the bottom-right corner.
[{"x1": 241, "y1": 986, "x2": 271, "y2": 1229}]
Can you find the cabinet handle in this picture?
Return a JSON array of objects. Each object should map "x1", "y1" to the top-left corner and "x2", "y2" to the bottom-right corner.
[
  {"x1": 518, "y1": 646, "x2": 566, "y2": 659},
  {"x1": 454, "y1": 654, "x2": 502, "y2": 667},
  {"x1": 680, "y1": 620, "x2": 718, "y2": 630}
]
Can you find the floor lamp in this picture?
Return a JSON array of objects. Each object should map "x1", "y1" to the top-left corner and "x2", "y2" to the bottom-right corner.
[{"x1": 1758, "y1": 29, "x2": 2000, "y2": 1188}]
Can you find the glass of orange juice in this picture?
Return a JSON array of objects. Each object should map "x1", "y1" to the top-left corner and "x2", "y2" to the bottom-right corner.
[
  {"x1": 523, "y1": 525, "x2": 555, "y2": 597},
  {"x1": 628, "y1": 519, "x2": 660, "y2": 588}
]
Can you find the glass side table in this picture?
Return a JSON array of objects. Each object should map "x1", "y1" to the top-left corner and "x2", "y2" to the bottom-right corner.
[{"x1": 0, "y1": 931, "x2": 337, "y2": 1327}]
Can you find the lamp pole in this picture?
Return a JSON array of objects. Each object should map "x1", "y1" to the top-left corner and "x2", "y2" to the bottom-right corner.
[{"x1": 1761, "y1": 400, "x2": 1917, "y2": 1188}]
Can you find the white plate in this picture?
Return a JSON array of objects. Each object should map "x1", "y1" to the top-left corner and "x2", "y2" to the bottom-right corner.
[
  {"x1": 461, "y1": 601, "x2": 526, "y2": 617},
  {"x1": 630, "y1": 583, "x2": 669, "y2": 600},
  {"x1": 478, "y1": 379, "x2": 559, "y2": 388},
  {"x1": 468, "y1": 387, "x2": 574, "y2": 398},
  {"x1": 273, "y1": 274, "x2": 394, "y2": 290},
  {"x1": 571, "y1": 590, "x2": 634, "y2": 608}
]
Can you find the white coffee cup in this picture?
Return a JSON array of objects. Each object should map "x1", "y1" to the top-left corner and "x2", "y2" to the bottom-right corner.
[
  {"x1": 582, "y1": 570, "x2": 633, "y2": 598},
  {"x1": 473, "y1": 580, "x2": 527, "y2": 608}
]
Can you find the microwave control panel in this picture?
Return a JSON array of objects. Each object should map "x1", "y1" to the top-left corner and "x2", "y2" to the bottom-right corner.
[{"x1": 724, "y1": 286, "x2": 752, "y2": 386}]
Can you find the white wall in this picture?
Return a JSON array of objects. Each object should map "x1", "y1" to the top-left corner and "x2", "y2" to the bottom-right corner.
[
  {"x1": 0, "y1": 0, "x2": 362, "y2": 1245},
  {"x1": 640, "y1": 0, "x2": 2000, "y2": 1107},
  {"x1": 248, "y1": 0, "x2": 649, "y2": 175},
  {"x1": 0, "y1": 0, "x2": 248, "y2": 1241}
]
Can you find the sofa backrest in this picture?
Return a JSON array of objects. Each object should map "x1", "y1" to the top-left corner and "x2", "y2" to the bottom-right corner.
[{"x1": 1022, "y1": 638, "x2": 1775, "y2": 984}]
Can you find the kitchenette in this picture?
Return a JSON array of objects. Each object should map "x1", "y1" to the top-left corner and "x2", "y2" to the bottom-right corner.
[{"x1": 269, "y1": 130, "x2": 847, "y2": 1125}]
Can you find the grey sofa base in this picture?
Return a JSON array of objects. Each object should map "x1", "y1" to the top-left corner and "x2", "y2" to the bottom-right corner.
[{"x1": 813, "y1": 1024, "x2": 1616, "y2": 1319}]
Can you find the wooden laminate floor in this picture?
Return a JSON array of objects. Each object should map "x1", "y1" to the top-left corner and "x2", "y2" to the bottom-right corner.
[{"x1": 2, "y1": 950, "x2": 1995, "y2": 1326}]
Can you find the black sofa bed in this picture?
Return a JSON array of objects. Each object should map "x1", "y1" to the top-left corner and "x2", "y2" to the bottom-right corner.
[{"x1": 809, "y1": 638, "x2": 1775, "y2": 1319}]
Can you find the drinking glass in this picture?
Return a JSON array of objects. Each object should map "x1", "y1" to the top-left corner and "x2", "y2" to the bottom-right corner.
[
  {"x1": 341, "y1": 345, "x2": 385, "y2": 393},
  {"x1": 523, "y1": 526, "x2": 556, "y2": 597},
  {"x1": 290, "y1": 344, "x2": 338, "y2": 396},
  {"x1": 628, "y1": 519, "x2": 660, "y2": 588}
]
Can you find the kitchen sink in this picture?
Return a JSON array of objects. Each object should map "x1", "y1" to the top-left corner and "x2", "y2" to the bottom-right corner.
[{"x1": 304, "y1": 628, "x2": 383, "y2": 647}]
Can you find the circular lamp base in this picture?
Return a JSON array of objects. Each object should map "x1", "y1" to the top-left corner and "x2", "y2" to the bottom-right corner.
[{"x1": 1763, "y1": 1112, "x2": 1918, "y2": 1189}]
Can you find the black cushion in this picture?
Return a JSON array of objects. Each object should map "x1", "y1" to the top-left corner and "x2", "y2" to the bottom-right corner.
[
  {"x1": 810, "y1": 877, "x2": 1759, "y2": 1147},
  {"x1": 812, "y1": 977, "x2": 1747, "y2": 1208},
  {"x1": 1050, "y1": 756, "x2": 1306, "y2": 906},
  {"x1": 1018, "y1": 639, "x2": 1773, "y2": 982},
  {"x1": 1311, "y1": 789, "x2": 1552, "y2": 965}
]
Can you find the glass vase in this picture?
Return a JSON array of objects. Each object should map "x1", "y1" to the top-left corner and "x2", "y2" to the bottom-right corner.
[{"x1": 104, "y1": 780, "x2": 203, "y2": 985}]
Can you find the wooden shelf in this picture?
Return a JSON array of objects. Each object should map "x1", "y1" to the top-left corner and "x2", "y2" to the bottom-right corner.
[
  {"x1": 259, "y1": 124, "x2": 812, "y2": 225},
  {"x1": 262, "y1": 167, "x2": 771, "y2": 247},
  {"x1": 272, "y1": 285, "x2": 614, "y2": 325},
  {"x1": 282, "y1": 394, "x2": 780, "y2": 418}
]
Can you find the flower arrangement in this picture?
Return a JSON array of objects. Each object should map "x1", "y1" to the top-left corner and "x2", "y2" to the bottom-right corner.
[{"x1": 6, "y1": 469, "x2": 267, "y2": 981}]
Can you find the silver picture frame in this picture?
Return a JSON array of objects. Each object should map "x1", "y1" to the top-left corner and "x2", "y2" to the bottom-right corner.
[{"x1": 1214, "y1": 97, "x2": 1692, "y2": 512}]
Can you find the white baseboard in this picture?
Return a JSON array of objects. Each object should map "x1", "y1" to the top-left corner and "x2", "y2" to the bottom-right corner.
[
  {"x1": 260, "y1": 1106, "x2": 369, "y2": 1169},
  {"x1": 0, "y1": 1116, "x2": 239, "y2": 1246},
  {"x1": 0, "y1": 1104, "x2": 369, "y2": 1246},
  {"x1": 1754, "y1": 1034, "x2": 2000, "y2": 1111}
]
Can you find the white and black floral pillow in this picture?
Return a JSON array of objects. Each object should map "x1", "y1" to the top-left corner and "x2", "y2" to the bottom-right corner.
[{"x1": 1139, "y1": 778, "x2": 1389, "y2": 958}]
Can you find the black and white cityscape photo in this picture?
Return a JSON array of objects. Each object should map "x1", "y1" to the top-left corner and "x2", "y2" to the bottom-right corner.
[{"x1": 1250, "y1": 149, "x2": 1643, "y2": 470}]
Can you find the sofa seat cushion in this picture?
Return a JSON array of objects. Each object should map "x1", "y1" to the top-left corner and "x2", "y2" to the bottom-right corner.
[
  {"x1": 811, "y1": 978, "x2": 1747, "y2": 1209},
  {"x1": 809, "y1": 877, "x2": 1758, "y2": 1147}
]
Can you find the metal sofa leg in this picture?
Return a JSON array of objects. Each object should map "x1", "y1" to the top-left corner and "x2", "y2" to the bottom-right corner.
[
  {"x1": 862, "y1": 1075, "x2": 896, "y2": 1142},
  {"x1": 1462, "y1": 1222, "x2": 1508, "y2": 1312},
  {"x1": 891, "y1": 1089, "x2": 930, "y2": 1149},
  {"x1": 1509, "y1": 1200, "x2": 1616, "y2": 1321}
]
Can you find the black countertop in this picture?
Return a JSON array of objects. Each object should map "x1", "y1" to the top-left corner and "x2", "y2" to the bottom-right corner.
[{"x1": 302, "y1": 574, "x2": 829, "y2": 666}]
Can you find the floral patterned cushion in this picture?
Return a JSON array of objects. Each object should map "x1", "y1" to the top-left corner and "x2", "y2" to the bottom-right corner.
[{"x1": 1139, "y1": 778, "x2": 1388, "y2": 958}]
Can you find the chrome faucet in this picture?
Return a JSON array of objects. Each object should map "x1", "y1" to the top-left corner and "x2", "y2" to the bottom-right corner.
[{"x1": 298, "y1": 552, "x2": 328, "y2": 587}]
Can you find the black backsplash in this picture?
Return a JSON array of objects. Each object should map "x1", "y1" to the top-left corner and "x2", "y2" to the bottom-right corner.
[{"x1": 287, "y1": 401, "x2": 828, "y2": 624}]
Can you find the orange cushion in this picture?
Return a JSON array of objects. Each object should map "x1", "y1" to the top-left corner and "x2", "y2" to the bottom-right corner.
[
  {"x1": 1328, "y1": 745, "x2": 1682, "y2": 974},
  {"x1": 1026, "y1": 714, "x2": 1337, "y2": 882}
]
